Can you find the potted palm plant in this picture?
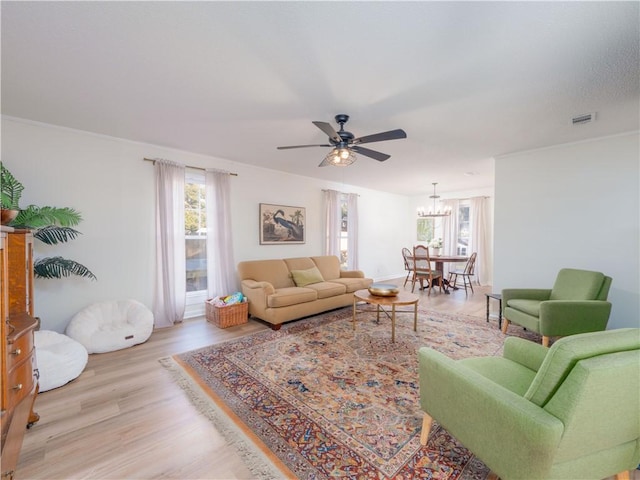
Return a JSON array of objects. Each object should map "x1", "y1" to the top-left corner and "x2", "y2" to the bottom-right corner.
[
  {"x1": 1, "y1": 163, "x2": 24, "y2": 225},
  {"x1": 1, "y1": 164, "x2": 96, "y2": 280}
]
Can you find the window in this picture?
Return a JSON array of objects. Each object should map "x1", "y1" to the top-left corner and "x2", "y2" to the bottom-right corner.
[
  {"x1": 185, "y1": 170, "x2": 207, "y2": 293},
  {"x1": 339, "y1": 195, "x2": 348, "y2": 267},
  {"x1": 457, "y1": 202, "x2": 470, "y2": 255},
  {"x1": 417, "y1": 218, "x2": 435, "y2": 243}
]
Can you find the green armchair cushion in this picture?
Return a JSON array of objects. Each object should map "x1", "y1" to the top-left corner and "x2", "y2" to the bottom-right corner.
[
  {"x1": 549, "y1": 268, "x2": 605, "y2": 300},
  {"x1": 507, "y1": 299, "x2": 541, "y2": 316}
]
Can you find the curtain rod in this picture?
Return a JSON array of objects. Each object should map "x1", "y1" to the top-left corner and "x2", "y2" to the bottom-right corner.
[
  {"x1": 143, "y1": 158, "x2": 238, "y2": 176},
  {"x1": 321, "y1": 189, "x2": 360, "y2": 196}
]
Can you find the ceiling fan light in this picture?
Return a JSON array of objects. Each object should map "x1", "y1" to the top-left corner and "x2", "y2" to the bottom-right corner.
[{"x1": 325, "y1": 148, "x2": 356, "y2": 167}]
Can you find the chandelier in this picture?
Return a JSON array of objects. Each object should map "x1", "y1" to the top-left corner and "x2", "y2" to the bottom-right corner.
[
  {"x1": 323, "y1": 147, "x2": 357, "y2": 167},
  {"x1": 417, "y1": 182, "x2": 451, "y2": 217}
]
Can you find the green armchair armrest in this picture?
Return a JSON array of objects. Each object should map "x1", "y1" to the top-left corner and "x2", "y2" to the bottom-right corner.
[
  {"x1": 538, "y1": 300, "x2": 612, "y2": 336},
  {"x1": 503, "y1": 336, "x2": 549, "y2": 372}
]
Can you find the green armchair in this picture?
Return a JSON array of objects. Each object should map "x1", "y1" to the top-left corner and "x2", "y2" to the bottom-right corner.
[
  {"x1": 501, "y1": 268, "x2": 612, "y2": 346},
  {"x1": 419, "y1": 328, "x2": 640, "y2": 480}
]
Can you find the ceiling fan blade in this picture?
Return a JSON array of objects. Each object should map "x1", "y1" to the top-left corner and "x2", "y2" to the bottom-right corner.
[
  {"x1": 353, "y1": 129, "x2": 407, "y2": 145},
  {"x1": 312, "y1": 121, "x2": 342, "y2": 143},
  {"x1": 351, "y1": 145, "x2": 390, "y2": 162},
  {"x1": 277, "y1": 144, "x2": 331, "y2": 150}
]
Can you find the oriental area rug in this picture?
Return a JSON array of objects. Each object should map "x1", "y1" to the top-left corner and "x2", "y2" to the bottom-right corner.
[{"x1": 160, "y1": 306, "x2": 538, "y2": 479}]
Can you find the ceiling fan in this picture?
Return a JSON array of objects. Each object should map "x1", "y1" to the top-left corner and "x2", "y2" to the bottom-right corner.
[{"x1": 277, "y1": 114, "x2": 407, "y2": 167}]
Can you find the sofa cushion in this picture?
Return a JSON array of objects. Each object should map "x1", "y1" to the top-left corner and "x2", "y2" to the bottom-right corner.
[
  {"x1": 284, "y1": 257, "x2": 317, "y2": 272},
  {"x1": 331, "y1": 277, "x2": 371, "y2": 293},
  {"x1": 291, "y1": 266, "x2": 324, "y2": 287},
  {"x1": 305, "y1": 281, "x2": 347, "y2": 299},
  {"x1": 311, "y1": 255, "x2": 342, "y2": 281},
  {"x1": 267, "y1": 287, "x2": 318, "y2": 308},
  {"x1": 238, "y1": 259, "x2": 295, "y2": 289}
]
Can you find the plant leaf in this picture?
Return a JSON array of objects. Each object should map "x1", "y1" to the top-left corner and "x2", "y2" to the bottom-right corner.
[
  {"x1": 1, "y1": 163, "x2": 24, "y2": 209},
  {"x1": 34, "y1": 257, "x2": 97, "y2": 280},
  {"x1": 13, "y1": 205, "x2": 82, "y2": 228},
  {"x1": 33, "y1": 226, "x2": 82, "y2": 245}
]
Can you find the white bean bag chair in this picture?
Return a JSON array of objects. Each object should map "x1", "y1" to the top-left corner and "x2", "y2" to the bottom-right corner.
[
  {"x1": 66, "y1": 299, "x2": 154, "y2": 354},
  {"x1": 34, "y1": 330, "x2": 88, "y2": 392}
]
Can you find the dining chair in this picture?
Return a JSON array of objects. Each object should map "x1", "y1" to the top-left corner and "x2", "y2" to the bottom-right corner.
[
  {"x1": 411, "y1": 245, "x2": 444, "y2": 295},
  {"x1": 447, "y1": 252, "x2": 477, "y2": 294},
  {"x1": 402, "y1": 247, "x2": 412, "y2": 287}
]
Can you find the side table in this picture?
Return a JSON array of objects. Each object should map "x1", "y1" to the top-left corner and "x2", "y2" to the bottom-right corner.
[
  {"x1": 485, "y1": 293, "x2": 502, "y2": 329},
  {"x1": 353, "y1": 289, "x2": 419, "y2": 343}
]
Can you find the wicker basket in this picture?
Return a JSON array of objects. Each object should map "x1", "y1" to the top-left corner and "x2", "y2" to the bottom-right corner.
[{"x1": 205, "y1": 298, "x2": 249, "y2": 328}]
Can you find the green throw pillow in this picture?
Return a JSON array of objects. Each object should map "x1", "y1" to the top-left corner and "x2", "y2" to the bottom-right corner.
[{"x1": 291, "y1": 266, "x2": 324, "y2": 287}]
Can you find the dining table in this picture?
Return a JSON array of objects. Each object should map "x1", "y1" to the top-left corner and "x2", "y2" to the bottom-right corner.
[
  {"x1": 428, "y1": 255, "x2": 469, "y2": 276},
  {"x1": 409, "y1": 254, "x2": 469, "y2": 290}
]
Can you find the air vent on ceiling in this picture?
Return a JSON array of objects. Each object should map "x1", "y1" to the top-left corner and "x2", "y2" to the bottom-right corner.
[{"x1": 571, "y1": 112, "x2": 596, "y2": 125}]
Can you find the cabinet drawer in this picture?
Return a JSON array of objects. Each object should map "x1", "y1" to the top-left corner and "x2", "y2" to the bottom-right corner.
[
  {"x1": 6, "y1": 330, "x2": 34, "y2": 371},
  {"x1": 5, "y1": 354, "x2": 36, "y2": 411}
]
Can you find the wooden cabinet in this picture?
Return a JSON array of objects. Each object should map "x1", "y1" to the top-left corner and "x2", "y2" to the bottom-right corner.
[{"x1": 1, "y1": 228, "x2": 39, "y2": 480}]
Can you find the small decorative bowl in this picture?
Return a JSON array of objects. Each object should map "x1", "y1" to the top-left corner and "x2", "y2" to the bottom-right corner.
[{"x1": 368, "y1": 283, "x2": 399, "y2": 297}]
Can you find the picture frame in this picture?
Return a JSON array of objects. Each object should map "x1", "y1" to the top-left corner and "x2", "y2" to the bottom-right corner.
[{"x1": 260, "y1": 203, "x2": 306, "y2": 244}]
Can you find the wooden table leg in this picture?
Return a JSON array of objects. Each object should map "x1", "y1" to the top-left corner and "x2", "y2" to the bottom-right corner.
[
  {"x1": 413, "y1": 301, "x2": 418, "y2": 332},
  {"x1": 391, "y1": 304, "x2": 396, "y2": 343},
  {"x1": 352, "y1": 296, "x2": 357, "y2": 330},
  {"x1": 486, "y1": 295, "x2": 490, "y2": 323}
]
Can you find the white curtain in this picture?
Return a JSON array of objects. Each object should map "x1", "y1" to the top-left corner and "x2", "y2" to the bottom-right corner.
[
  {"x1": 153, "y1": 160, "x2": 186, "y2": 328},
  {"x1": 441, "y1": 199, "x2": 460, "y2": 276},
  {"x1": 470, "y1": 196, "x2": 489, "y2": 286},
  {"x1": 324, "y1": 189, "x2": 341, "y2": 257},
  {"x1": 442, "y1": 199, "x2": 459, "y2": 256},
  {"x1": 205, "y1": 169, "x2": 237, "y2": 297},
  {"x1": 346, "y1": 193, "x2": 359, "y2": 270}
]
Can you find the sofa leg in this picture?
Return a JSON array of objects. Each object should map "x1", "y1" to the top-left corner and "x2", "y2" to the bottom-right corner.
[
  {"x1": 542, "y1": 336, "x2": 550, "y2": 347},
  {"x1": 615, "y1": 471, "x2": 630, "y2": 480},
  {"x1": 420, "y1": 413, "x2": 433, "y2": 446},
  {"x1": 270, "y1": 324, "x2": 282, "y2": 331},
  {"x1": 487, "y1": 472, "x2": 500, "y2": 480},
  {"x1": 501, "y1": 319, "x2": 509, "y2": 335}
]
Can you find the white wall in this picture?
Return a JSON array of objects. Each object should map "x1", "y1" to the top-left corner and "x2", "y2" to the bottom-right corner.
[
  {"x1": 2, "y1": 117, "x2": 412, "y2": 332},
  {"x1": 494, "y1": 132, "x2": 640, "y2": 329}
]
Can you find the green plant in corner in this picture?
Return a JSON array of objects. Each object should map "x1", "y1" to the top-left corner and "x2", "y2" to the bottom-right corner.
[
  {"x1": 12, "y1": 206, "x2": 96, "y2": 280},
  {"x1": 1, "y1": 163, "x2": 24, "y2": 210},
  {"x1": 2, "y1": 164, "x2": 96, "y2": 280},
  {"x1": 1, "y1": 163, "x2": 25, "y2": 225}
]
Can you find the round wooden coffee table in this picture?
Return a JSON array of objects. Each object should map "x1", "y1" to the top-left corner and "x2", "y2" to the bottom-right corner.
[{"x1": 352, "y1": 289, "x2": 419, "y2": 343}]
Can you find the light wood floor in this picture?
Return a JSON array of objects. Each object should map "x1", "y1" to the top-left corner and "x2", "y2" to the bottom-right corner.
[{"x1": 15, "y1": 281, "x2": 636, "y2": 479}]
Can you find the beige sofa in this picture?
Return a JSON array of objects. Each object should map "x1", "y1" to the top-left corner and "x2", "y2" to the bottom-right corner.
[{"x1": 237, "y1": 255, "x2": 373, "y2": 329}]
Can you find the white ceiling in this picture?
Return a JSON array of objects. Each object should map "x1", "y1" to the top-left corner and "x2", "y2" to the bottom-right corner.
[{"x1": 2, "y1": 1, "x2": 639, "y2": 196}]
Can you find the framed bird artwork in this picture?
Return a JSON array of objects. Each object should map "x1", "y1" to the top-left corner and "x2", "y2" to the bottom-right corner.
[{"x1": 259, "y1": 203, "x2": 306, "y2": 244}]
